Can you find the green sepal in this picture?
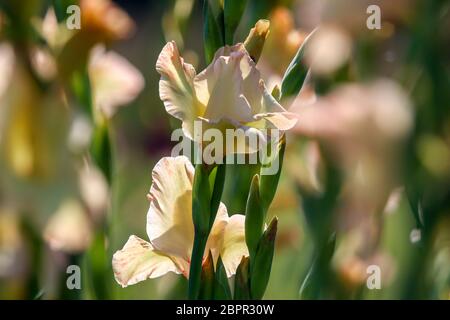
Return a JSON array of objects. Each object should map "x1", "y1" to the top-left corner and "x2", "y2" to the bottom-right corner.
[
  {"x1": 250, "y1": 216, "x2": 278, "y2": 300},
  {"x1": 233, "y1": 256, "x2": 250, "y2": 300},
  {"x1": 199, "y1": 251, "x2": 215, "y2": 300}
]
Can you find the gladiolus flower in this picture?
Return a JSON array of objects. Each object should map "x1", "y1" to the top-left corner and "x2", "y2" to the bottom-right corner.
[
  {"x1": 112, "y1": 156, "x2": 248, "y2": 287},
  {"x1": 156, "y1": 42, "x2": 297, "y2": 152}
]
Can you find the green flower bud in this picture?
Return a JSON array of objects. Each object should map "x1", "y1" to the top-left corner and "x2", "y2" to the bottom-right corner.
[
  {"x1": 234, "y1": 256, "x2": 250, "y2": 300},
  {"x1": 245, "y1": 174, "x2": 265, "y2": 260},
  {"x1": 280, "y1": 29, "x2": 316, "y2": 100},
  {"x1": 199, "y1": 251, "x2": 215, "y2": 300},
  {"x1": 244, "y1": 19, "x2": 270, "y2": 63},
  {"x1": 250, "y1": 217, "x2": 278, "y2": 300}
]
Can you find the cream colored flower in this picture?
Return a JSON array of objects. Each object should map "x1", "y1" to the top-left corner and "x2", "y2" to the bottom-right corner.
[
  {"x1": 156, "y1": 41, "x2": 297, "y2": 147},
  {"x1": 88, "y1": 45, "x2": 145, "y2": 120},
  {"x1": 44, "y1": 199, "x2": 93, "y2": 254},
  {"x1": 112, "y1": 156, "x2": 248, "y2": 287}
]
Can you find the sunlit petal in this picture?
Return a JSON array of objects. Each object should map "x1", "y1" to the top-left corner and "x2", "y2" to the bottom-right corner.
[
  {"x1": 220, "y1": 214, "x2": 249, "y2": 277},
  {"x1": 156, "y1": 41, "x2": 202, "y2": 138},
  {"x1": 146, "y1": 156, "x2": 195, "y2": 261},
  {"x1": 205, "y1": 202, "x2": 229, "y2": 263},
  {"x1": 112, "y1": 235, "x2": 179, "y2": 287}
]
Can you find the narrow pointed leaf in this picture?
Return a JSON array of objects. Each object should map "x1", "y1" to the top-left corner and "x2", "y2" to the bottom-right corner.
[
  {"x1": 234, "y1": 256, "x2": 250, "y2": 300},
  {"x1": 223, "y1": 0, "x2": 248, "y2": 44},
  {"x1": 203, "y1": 0, "x2": 225, "y2": 64},
  {"x1": 280, "y1": 29, "x2": 316, "y2": 100}
]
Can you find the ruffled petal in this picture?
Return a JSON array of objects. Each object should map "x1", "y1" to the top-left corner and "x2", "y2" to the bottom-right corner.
[
  {"x1": 156, "y1": 41, "x2": 201, "y2": 138},
  {"x1": 112, "y1": 235, "x2": 179, "y2": 287},
  {"x1": 195, "y1": 44, "x2": 254, "y2": 124},
  {"x1": 146, "y1": 156, "x2": 195, "y2": 261},
  {"x1": 252, "y1": 80, "x2": 298, "y2": 130}
]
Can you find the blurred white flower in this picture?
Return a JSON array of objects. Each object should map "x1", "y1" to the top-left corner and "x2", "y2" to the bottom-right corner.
[
  {"x1": 29, "y1": 46, "x2": 57, "y2": 80},
  {"x1": 44, "y1": 199, "x2": 92, "y2": 254},
  {"x1": 305, "y1": 24, "x2": 352, "y2": 75},
  {"x1": 292, "y1": 79, "x2": 413, "y2": 253},
  {"x1": 67, "y1": 113, "x2": 93, "y2": 153},
  {"x1": 78, "y1": 161, "x2": 109, "y2": 219},
  {"x1": 88, "y1": 45, "x2": 145, "y2": 120},
  {"x1": 112, "y1": 156, "x2": 248, "y2": 287}
]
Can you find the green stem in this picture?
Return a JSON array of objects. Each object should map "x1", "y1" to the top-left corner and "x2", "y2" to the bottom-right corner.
[{"x1": 188, "y1": 232, "x2": 208, "y2": 299}]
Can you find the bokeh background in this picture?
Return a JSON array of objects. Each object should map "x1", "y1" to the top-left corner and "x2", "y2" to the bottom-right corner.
[{"x1": 0, "y1": 0, "x2": 449, "y2": 299}]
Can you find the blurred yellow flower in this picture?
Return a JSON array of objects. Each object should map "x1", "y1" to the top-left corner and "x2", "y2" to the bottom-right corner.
[
  {"x1": 80, "y1": 0, "x2": 135, "y2": 42},
  {"x1": 156, "y1": 42, "x2": 296, "y2": 149},
  {"x1": 112, "y1": 156, "x2": 248, "y2": 287},
  {"x1": 1, "y1": 55, "x2": 68, "y2": 179}
]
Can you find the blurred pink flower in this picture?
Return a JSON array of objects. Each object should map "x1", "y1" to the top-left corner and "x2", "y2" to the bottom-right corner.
[{"x1": 88, "y1": 45, "x2": 145, "y2": 121}]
